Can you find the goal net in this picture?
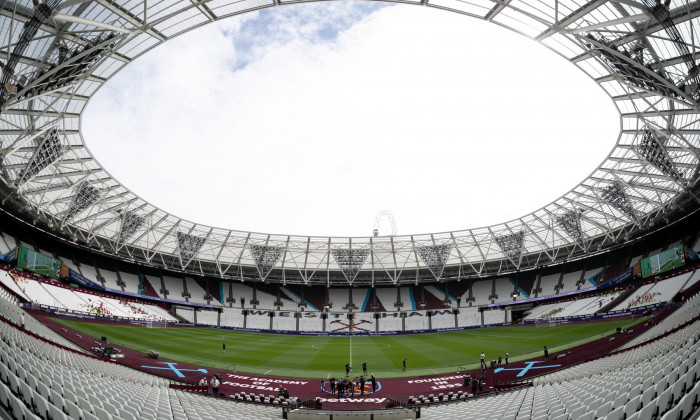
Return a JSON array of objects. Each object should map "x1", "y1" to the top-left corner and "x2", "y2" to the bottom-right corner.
[{"x1": 146, "y1": 320, "x2": 168, "y2": 328}]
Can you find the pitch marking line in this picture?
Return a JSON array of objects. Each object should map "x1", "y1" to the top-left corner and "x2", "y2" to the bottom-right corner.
[{"x1": 311, "y1": 343, "x2": 391, "y2": 350}]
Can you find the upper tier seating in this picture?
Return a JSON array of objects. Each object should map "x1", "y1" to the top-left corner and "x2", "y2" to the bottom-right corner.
[
  {"x1": 185, "y1": 277, "x2": 207, "y2": 305},
  {"x1": 470, "y1": 280, "x2": 492, "y2": 306},
  {"x1": 161, "y1": 276, "x2": 183, "y2": 300},
  {"x1": 559, "y1": 270, "x2": 582, "y2": 294},
  {"x1": 493, "y1": 278, "x2": 515, "y2": 304},
  {"x1": 582, "y1": 266, "x2": 604, "y2": 287},
  {"x1": 683, "y1": 270, "x2": 700, "y2": 292},
  {"x1": 538, "y1": 273, "x2": 560, "y2": 295},
  {"x1": 100, "y1": 268, "x2": 121, "y2": 291},
  {"x1": 119, "y1": 271, "x2": 140, "y2": 295},
  {"x1": 0, "y1": 235, "x2": 12, "y2": 255}
]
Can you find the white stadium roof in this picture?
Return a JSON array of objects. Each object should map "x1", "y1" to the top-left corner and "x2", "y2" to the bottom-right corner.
[{"x1": 0, "y1": 0, "x2": 698, "y2": 285}]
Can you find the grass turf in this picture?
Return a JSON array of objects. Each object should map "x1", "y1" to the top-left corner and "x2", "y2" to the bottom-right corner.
[{"x1": 51, "y1": 317, "x2": 645, "y2": 378}]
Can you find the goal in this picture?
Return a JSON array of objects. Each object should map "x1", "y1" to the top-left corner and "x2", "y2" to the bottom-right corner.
[{"x1": 146, "y1": 320, "x2": 168, "y2": 328}]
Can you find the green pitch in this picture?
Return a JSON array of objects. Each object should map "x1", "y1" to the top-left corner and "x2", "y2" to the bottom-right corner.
[{"x1": 51, "y1": 317, "x2": 645, "y2": 378}]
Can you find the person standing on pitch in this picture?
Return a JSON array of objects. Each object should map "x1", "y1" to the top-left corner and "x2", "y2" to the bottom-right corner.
[
  {"x1": 480, "y1": 351, "x2": 485, "y2": 368},
  {"x1": 345, "y1": 363, "x2": 350, "y2": 377},
  {"x1": 402, "y1": 358, "x2": 407, "y2": 371},
  {"x1": 543, "y1": 346, "x2": 549, "y2": 361},
  {"x1": 362, "y1": 361, "x2": 368, "y2": 376},
  {"x1": 505, "y1": 352, "x2": 509, "y2": 367},
  {"x1": 222, "y1": 342, "x2": 226, "y2": 354},
  {"x1": 497, "y1": 354, "x2": 502, "y2": 367}
]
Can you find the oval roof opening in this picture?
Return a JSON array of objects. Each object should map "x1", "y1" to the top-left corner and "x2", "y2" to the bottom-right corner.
[{"x1": 83, "y1": 3, "x2": 619, "y2": 237}]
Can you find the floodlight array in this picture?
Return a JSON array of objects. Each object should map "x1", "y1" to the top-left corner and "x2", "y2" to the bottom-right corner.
[
  {"x1": 415, "y1": 244, "x2": 452, "y2": 281},
  {"x1": 555, "y1": 210, "x2": 584, "y2": 247},
  {"x1": 63, "y1": 182, "x2": 100, "y2": 223},
  {"x1": 331, "y1": 249, "x2": 370, "y2": 283},
  {"x1": 15, "y1": 129, "x2": 63, "y2": 187},
  {"x1": 639, "y1": 129, "x2": 684, "y2": 184},
  {"x1": 601, "y1": 181, "x2": 638, "y2": 223},
  {"x1": 249, "y1": 245, "x2": 284, "y2": 280},
  {"x1": 494, "y1": 232, "x2": 524, "y2": 267},
  {"x1": 117, "y1": 211, "x2": 145, "y2": 245},
  {"x1": 176, "y1": 231, "x2": 206, "y2": 267}
]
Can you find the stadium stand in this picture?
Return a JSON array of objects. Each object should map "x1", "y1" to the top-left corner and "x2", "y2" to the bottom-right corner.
[
  {"x1": 220, "y1": 307, "x2": 245, "y2": 328},
  {"x1": 231, "y1": 283, "x2": 256, "y2": 309},
  {"x1": 280, "y1": 286, "x2": 302, "y2": 307},
  {"x1": 0, "y1": 300, "x2": 286, "y2": 419},
  {"x1": 120, "y1": 271, "x2": 140, "y2": 295},
  {"x1": 301, "y1": 287, "x2": 326, "y2": 312},
  {"x1": 197, "y1": 310, "x2": 218, "y2": 326},
  {"x1": 558, "y1": 270, "x2": 581, "y2": 294},
  {"x1": 298, "y1": 311, "x2": 323, "y2": 332},
  {"x1": 524, "y1": 302, "x2": 560, "y2": 320},
  {"x1": 423, "y1": 285, "x2": 448, "y2": 306},
  {"x1": 255, "y1": 288, "x2": 285, "y2": 310},
  {"x1": 0, "y1": 236, "x2": 10, "y2": 255},
  {"x1": 352, "y1": 311, "x2": 375, "y2": 332},
  {"x1": 431, "y1": 311, "x2": 455, "y2": 329},
  {"x1": 375, "y1": 287, "x2": 398, "y2": 311},
  {"x1": 538, "y1": 273, "x2": 560, "y2": 295},
  {"x1": 404, "y1": 312, "x2": 429, "y2": 331},
  {"x1": 378, "y1": 313, "x2": 402, "y2": 332},
  {"x1": 247, "y1": 310, "x2": 271, "y2": 330},
  {"x1": 79, "y1": 264, "x2": 98, "y2": 284},
  {"x1": 176, "y1": 307, "x2": 195, "y2": 323},
  {"x1": 683, "y1": 270, "x2": 700, "y2": 292},
  {"x1": 185, "y1": 277, "x2": 208, "y2": 305},
  {"x1": 100, "y1": 268, "x2": 122, "y2": 292},
  {"x1": 457, "y1": 308, "x2": 480, "y2": 328},
  {"x1": 493, "y1": 278, "x2": 515, "y2": 304},
  {"x1": 272, "y1": 312, "x2": 296, "y2": 331},
  {"x1": 470, "y1": 280, "x2": 492, "y2": 306},
  {"x1": 328, "y1": 289, "x2": 349, "y2": 311},
  {"x1": 399, "y1": 287, "x2": 414, "y2": 311},
  {"x1": 420, "y1": 294, "x2": 700, "y2": 420},
  {"x1": 482, "y1": 309, "x2": 505, "y2": 325}
]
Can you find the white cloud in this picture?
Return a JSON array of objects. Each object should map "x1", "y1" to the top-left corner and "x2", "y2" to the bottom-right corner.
[{"x1": 83, "y1": 3, "x2": 619, "y2": 237}]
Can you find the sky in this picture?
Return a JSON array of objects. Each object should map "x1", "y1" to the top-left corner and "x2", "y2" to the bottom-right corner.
[{"x1": 82, "y1": 2, "x2": 619, "y2": 238}]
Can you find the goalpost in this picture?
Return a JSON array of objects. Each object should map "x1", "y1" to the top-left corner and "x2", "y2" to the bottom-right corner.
[{"x1": 146, "y1": 320, "x2": 168, "y2": 328}]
